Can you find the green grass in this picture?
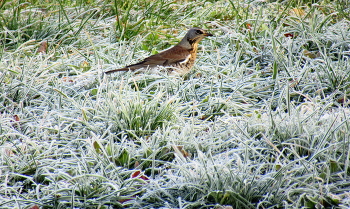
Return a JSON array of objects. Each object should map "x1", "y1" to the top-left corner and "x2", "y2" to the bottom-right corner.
[{"x1": 1, "y1": 0, "x2": 350, "y2": 208}]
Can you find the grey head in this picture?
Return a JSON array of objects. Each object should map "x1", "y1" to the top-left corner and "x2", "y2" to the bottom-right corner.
[{"x1": 178, "y1": 27, "x2": 213, "y2": 49}]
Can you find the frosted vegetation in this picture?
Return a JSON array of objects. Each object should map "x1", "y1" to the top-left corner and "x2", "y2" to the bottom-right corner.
[{"x1": 1, "y1": 0, "x2": 350, "y2": 208}]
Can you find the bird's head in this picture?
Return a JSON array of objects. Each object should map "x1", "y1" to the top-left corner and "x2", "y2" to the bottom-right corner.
[{"x1": 179, "y1": 27, "x2": 213, "y2": 49}]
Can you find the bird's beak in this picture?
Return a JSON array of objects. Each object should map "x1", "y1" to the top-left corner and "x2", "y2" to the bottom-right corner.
[{"x1": 204, "y1": 32, "x2": 213, "y2": 37}]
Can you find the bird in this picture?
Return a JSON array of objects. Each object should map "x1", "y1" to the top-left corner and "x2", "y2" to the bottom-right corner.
[{"x1": 105, "y1": 27, "x2": 213, "y2": 75}]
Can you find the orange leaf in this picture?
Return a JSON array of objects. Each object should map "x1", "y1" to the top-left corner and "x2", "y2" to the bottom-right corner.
[
  {"x1": 139, "y1": 175, "x2": 149, "y2": 181},
  {"x1": 14, "y1": 115, "x2": 20, "y2": 121},
  {"x1": 29, "y1": 205, "x2": 40, "y2": 209},
  {"x1": 131, "y1": 170, "x2": 141, "y2": 178},
  {"x1": 246, "y1": 23, "x2": 252, "y2": 30},
  {"x1": 131, "y1": 170, "x2": 150, "y2": 181}
]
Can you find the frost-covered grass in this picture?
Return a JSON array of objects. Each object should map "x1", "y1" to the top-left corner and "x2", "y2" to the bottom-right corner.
[{"x1": 1, "y1": 0, "x2": 350, "y2": 208}]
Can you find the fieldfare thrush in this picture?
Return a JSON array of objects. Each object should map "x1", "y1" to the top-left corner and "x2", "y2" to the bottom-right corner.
[{"x1": 105, "y1": 27, "x2": 213, "y2": 75}]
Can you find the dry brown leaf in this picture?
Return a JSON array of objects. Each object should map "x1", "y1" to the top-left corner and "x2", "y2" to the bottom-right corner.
[
  {"x1": 172, "y1": 145, "x2": 191, "y2": 158},
  {"x1": 28, "y1": 205, "x2": 40, "y2": 209},
  {"x1": 37, "y1": 41, "x2": 48, "y2": 54},
  {"x1": 14, "y1": 114, "x2": 20, "y2": 122}
]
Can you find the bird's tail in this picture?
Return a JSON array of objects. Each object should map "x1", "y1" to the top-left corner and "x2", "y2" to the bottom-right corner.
[{"x1": 104, "y1": 68, "x2": 129, "y2": 74}]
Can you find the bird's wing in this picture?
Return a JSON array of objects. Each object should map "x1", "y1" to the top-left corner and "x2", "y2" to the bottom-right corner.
[
  {"x1": 128, "y1": 46, "x2": 191, "y2": 68},
  {"x1": 105, "y1": 46, "x2": 191, "y2": 74}
]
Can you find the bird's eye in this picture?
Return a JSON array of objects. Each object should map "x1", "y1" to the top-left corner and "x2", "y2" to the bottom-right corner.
[{"x1": 196, "y1": 30, "x2": 203, "y2": 34}]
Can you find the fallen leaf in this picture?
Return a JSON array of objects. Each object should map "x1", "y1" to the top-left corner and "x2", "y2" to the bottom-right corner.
[
  {"x1": 284, "y1": 33, "x2": 295, "y2": 38},
  {"x1": 37, "y1": 41, "x2": 48, "y2": 54},
  {"x1": 28, "y1": 205, "x2": 40, "y2": 209},
  {"x1": 14, "y1": 115, "x2": 20, "y2": 121},
  {"x1": 131, "y1": 170, "x2": 141, "y2": 178},
  {"x1": 131, "y1": 170, "x2": 150, "y2": 181},
  {"x1": 172, "y1": 145, "x2": 191, "y2": 158},
  {"x1": 246, "y1": 23, "x2": 252, "y2": 30}
]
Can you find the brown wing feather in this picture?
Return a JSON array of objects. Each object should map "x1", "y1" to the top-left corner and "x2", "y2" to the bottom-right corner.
[
  {"x1": 105, "y1": 45, "x2": 190, "y2": 74},
  {"x1": 141, "y1": 46, "x2": 191, "y2": 66}
]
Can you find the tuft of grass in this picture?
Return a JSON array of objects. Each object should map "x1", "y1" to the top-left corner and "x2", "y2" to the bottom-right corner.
[
  {"x1": 97, "y1": 87, "x2": 177, "y2": 138},
  {"x1": 0, "y1": 0, "x2": 101, "y2": 50}
]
